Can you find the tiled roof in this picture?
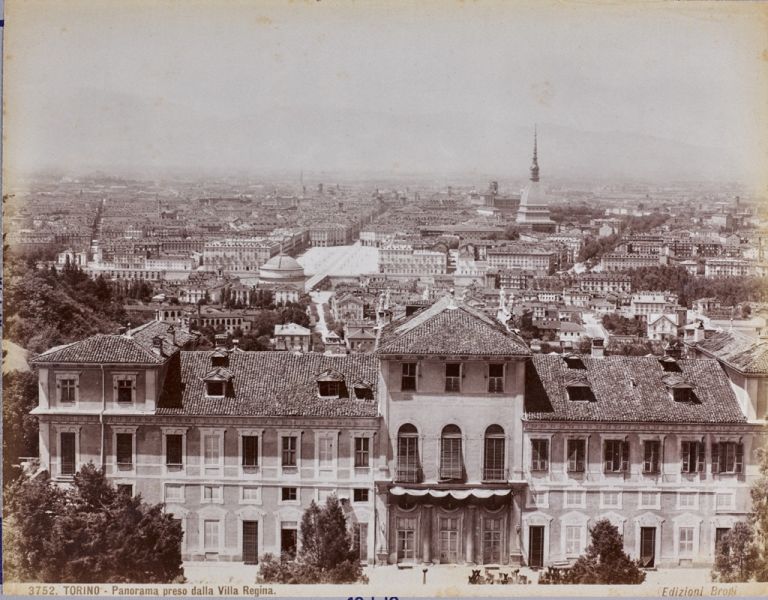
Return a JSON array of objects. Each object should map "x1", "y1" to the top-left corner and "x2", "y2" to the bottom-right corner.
[
  {"x1": 693, "y1": 330, "x2": 768, "y2": 374},
  {"x1": 32, "y1": 321, "x2": 198, "y2": 365},
  {"x1": 156, "y1": 352, "x2": 378, "y2": 418},
  {"x1": 525, "y1": 355, "x2": 745, "y2": 423},
  {"x1": 376, "y1": 297, "x2": 531, "y2": 356}
]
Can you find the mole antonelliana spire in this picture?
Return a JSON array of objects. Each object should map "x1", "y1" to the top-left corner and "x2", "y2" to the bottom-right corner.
[
  {"x1": 530, "y1": 125, "x2": 540, "y2": 182},
  {"x1": 515, "y1": 125, "x2": 555, "y2": 232}
]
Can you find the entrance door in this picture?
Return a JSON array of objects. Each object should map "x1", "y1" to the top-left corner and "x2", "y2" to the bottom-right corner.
[
  {"x1": 396, "y1": 529, "x2": 416, "y2": 562},
  {"x1": 438, "y1": 518, "x2": 460, "y2": 563},
  {"x1": 640, "y1": 527, "x2": 656, "y2": 568},
  {"x1": 528, "y1": 526, "x2": 544, "y2": 568},
  {"x1": 482, "y1": 518, "x2": 503, "y2": 564},
  {"x1": 243, "y1": 521, "x2": 258, "y2": 564}
]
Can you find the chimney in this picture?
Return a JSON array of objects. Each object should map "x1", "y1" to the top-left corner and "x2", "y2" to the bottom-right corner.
[
  {"x1": 693, "y1": 321, "x2": 705, "y2": 343},
  {"x1": 232, "y1": 338, "x2": 240, "y2": 350},
  {"x1": 152, "y1": 335, "x2": 164, "y2": 356},
  {"x1": 591, "y1": 338, "x2": 605, "y2": 358},
  {"x1": 118, "y1": 326, "x2": 128, "y2": 335}
]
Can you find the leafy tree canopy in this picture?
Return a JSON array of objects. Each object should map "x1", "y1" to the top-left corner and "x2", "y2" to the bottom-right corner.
[{"x1": 3, "y1": 464, "x2": 184, "y2": 584}]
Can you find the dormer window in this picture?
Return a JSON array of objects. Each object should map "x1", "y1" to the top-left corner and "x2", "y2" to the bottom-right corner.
[
  {"x1": 317, "y1": 369, "x2": 345, "y2": 398},
  {"x1": 659, "y1": 356, "x2": 681, "y2": 372},
  {"x1": 207, "y1": 381, "x2": 225, "y2": 397},
  {"x1": 672, "y1": 387, "x2": 698, "y2": 404},
  {"x1": 203, "y1": 367, "x2": 233, "y2": 397},
  {"x1": 210, "y1": 348, "x2": 229, "y2": 368},
  {"x1": 566, "y1": 384, "x2": 594, "y2": 402},
  {"x1": 318, "y1": 381, "x2": 340, "y2": 398},
  {"x1": 353, "y1": 382, "x2": 373, "y2": 400},
  {"x1": 563, "y1": 354, "x2": 586, "y2": 370}
]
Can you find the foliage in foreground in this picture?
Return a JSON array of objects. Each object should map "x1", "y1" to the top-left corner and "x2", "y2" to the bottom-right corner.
[
  {"x1": 540, "y1": 520, "x2": 645, "y2": 585},
  {"x1": 711, "y1": 522, "x2": 759, "y2": 583},
  {"x1": 258, "y1": 495, "x2": 367, "y2": 584},
  {"x1": 3, "y1": 464, "x2": 184, "y2": 583},
  {"x1": 2, "y1": 370, "x2": 40, "y2": 488}
]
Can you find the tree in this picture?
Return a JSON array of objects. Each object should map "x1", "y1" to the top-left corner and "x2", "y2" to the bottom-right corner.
[
  {"x1": 712, "y1": 522, "x2": 759, "y2": 583},
  {"x1": 2, "y1": 370, "x2": 40, "y2": 488},
  {"x1": 562, "y1": 520, "x2": 645, "y2": 584},
  {"x1": 3, "y1": 464, "x2": 184, "y2": 583},
  {"x1": 258, "y1": 495, "x2": 366, "y2": 584},
  {"x1": 749, "y1": 446, "x2": 768, "y2": 581}
]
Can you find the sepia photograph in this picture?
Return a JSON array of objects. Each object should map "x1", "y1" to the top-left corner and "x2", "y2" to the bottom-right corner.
[{"x1": 2, "y1": 0, "x2": 768, "y2": 597}]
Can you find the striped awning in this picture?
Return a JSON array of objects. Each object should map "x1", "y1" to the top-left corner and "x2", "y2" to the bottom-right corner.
[{"x1": 389, "y1": 487, "x2": 512, "y2": 499}]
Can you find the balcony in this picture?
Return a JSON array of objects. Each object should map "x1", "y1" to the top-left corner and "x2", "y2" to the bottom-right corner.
[
  {"x1": 482, "y1": 467, "x2": 508, "y2": 482},
  {"x1": 395, "y1": 461, "x2": 422, "y2": 483},
  {"x1": 438, "y1": 464, "x2": 464, "y2": 481}
]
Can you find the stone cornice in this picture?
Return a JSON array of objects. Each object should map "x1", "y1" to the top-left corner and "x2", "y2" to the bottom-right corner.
[{"x1": 522, "y1": 420, "x2": 764, "y2": 435}]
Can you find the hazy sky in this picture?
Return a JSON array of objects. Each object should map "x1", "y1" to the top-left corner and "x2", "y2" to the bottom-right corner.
[{"x1": 4, "y1": 1, "x2": 767, "y2": 185}]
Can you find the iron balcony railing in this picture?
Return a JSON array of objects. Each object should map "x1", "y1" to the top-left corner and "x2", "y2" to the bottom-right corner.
[
  {"x1": 395, "y1": 460, "x2": 422, "y2": 483},
  {"x1": 482, "y1": 466, "x2": 508, "y2": 482}
]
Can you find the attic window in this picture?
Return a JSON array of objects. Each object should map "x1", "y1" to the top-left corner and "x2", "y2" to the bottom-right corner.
[
  {"x1": 207, "y1": 381, "x2": 225, "y2": 396},
  {"x1": 353, "y1": 383, "x2": 373, "y2": 400},
  {"x1": 210, "y1": 349, "x2": 229, "y2": 367},
  {"x1": 566, "y1": 384, "x2": 595, "y2": 402},
  {"x1": 659, "y1": 356, "x2": 681, "y2": 372},
  {"x1": 318, "y1": 381, "x2": 340, "y2": 398},
  {"x1": 672, "y1": 387, "x2": 698, "y2": 404},
  {"x1": 563, "y1": 355, "x2": 586, "y2": 370}
]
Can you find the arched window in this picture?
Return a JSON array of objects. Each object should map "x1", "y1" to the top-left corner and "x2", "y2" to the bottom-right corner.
[
  {"x1": 483, "y1": 425, "x2": 506, "y2": 481},
  {"x1": 396, "y1": 424, "x2": 420, "y2": 483},
  {"x1": 440, "y1": 425, "x2": 463, "y2": 481}
]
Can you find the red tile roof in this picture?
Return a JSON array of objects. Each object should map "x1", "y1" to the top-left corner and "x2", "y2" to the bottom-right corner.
[
  {"x1": 156, "y1": 351, "x2": 378, "y2": 418},
  {"x1": 525, "y1": 355, "x2": 745, "y2": 423},
  {"x1": 376, "y1": 298, "x2": 531, "y2": 356}
]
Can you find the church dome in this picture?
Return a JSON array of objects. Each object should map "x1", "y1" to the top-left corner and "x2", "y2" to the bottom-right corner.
[{"x1": 259, "y1": 254, "x2": 305, "y2": 282}]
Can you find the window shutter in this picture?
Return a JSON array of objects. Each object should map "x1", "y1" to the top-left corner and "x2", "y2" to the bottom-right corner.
[
  {"x1": 603, "y1": 441, "x2": 611, "y2": 472},
  {"x1": 621, "y1": 441, "x2": 630, "y2": 472},
  {"x1": 735, "y1": 443, "x2": 744, "y2": 474},
  {"x1": 711, "y1": 442, "x2": 720, "y2": 474},
  {"x1": 681, "y1": 442, "x2": 690, "y2": 473},
  {"x1": 696, "y1": 442, "x2": 706, "y2": 472}
]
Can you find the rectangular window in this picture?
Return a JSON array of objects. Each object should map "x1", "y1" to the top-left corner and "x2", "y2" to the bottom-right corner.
[
  {"x1": 440, "y1": 436, "x2": 463, "y2": 480},
  {"x1": 445, "y1": 363, "x2": 461, "y2": 392},
  {"x1": 716, "y1": 493, "x2": 734, "y2": 509},
  {"x1": 117, "y1": 484, "x2": 133, "y2": 496},
  {"x1": 203, "y1": 434, "x2": 220, "y2": 465},
  {"x1": 531, "y1": 439, "x2": 549, "y2": 471},
  {"x1": 116, "y1": 433, "x2": 133, "y2": 466},
  {"x1": 678, "y1": 492, "x2": 697, "y2": 508},
  {"x1": 639, "y1": 491, "x2": 660, "y2": 508},
  {"x1": 567, "y1": 439, "x2": 586, "y2": 473},
  {"x1": 206, "y1": 381, "x2": 224, "y2": 396},
  {"x1": 604, "y1": 440, "x2": 629, "y2": 473},
  {"x1": 165, "y1": 484, "x2": 184, "y2": 502},
  {"x1": 318, "y1": 381, "x2": 339, "y2": 398},
  {"x1": 712, "y1": 442, "x2": 744, "y2": 474},
  {"x1": 601, "y1": 490, "x2": 621, "y2": 507},
  {"x1": 354, "y1": 437, "x2": 370, "y2": 468},
  {"x1": 565, "y1": 525, "x2": 583, "y2": 556},
  {"x1": 281, "y1": 487, "x2": 298, "y2": 502},
  {"x1": 242, "y1": 435, "x2": 259, "y2": 467},
  {"x1": 282, "y1": 436, "x2": 297, "y2": 467},
  {"x1": 401, "y1": 362, "x2": 417, "y2": 391},
  {"x1": 643, "y1": 440, "x2": 661, "y2": 474},
  {"x1": 204, "y1": 520, "x2": 220, "y2": 552},
  {"x1": 202, "y1": 485, "x2": 222, "y2": 503},
  {"x1": 166, "y1": 434, "x2": 183, "y2": 466},
  {"x1": 681, "y1": 441, "x2": 705, "y2": 473},
  {"x1": 678, "y1": 527, "x2": 694, "y2": 555},
  {"x1": 488, "y1": 364, "x2": 504, "y2": 393},
  {"x1": 242, "y1": 486, "x2": 260, "y2": 502},
  {"x1": 565, "y1": 490, "x2": 585, "y2": 508},
  {"x1": 117, "y1": 379, "x2": 133, "y2": 403},
  {"x1": 353, "y1": 488, "x2": 369, "y2": 503},
  {"x1": 60, "y1": 378, "x2": 77, "y2": 403},
  {"x1": 60, "y1": 432, "x2": 76, "y2": 475},
  {"x1": 482, "y1": 518, "x2": 503, "y2": 564},
  {"x1": 318, "y1": 436, "x2": 334, "y2": 470}
]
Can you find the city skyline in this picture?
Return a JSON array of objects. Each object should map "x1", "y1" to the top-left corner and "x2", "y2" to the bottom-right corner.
[{"x1": 4, "y1": 1, "x2": 767, "y2": 187}]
